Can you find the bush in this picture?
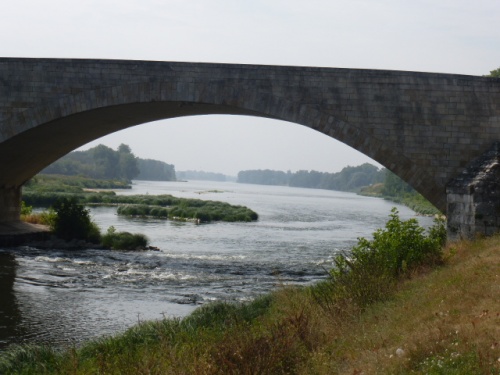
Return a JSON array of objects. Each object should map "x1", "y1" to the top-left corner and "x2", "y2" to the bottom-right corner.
[
  {"x1": 101, "y1": 226, "x2": 149, "y2": 250},
  {"x1": 20, "y1": 201, "x2": 33, "y2": 216},
  {"x1": 51, "y1": 197, "x2": 101, "y2": 243},
  {"x1": 314, "y1": 208, "x2": 446, "y2": 310}
]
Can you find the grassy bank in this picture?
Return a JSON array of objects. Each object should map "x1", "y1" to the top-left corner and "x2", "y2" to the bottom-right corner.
[
  {"x1": 2, "y1": 213, "x2": 497, "y2": 374},
  {"x1": 359, "y1": 184, "x2": 441, "y2": 216}
]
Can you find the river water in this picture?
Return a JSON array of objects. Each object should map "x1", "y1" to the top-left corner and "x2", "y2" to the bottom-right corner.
[{"x1": 0, "y1": 180, "x2": 434, "y2": 350}]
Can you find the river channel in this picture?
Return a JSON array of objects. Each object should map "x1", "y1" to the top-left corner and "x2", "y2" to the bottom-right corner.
[{"x1": 0, "y1": 180, "x2": 434, "y2": 350}]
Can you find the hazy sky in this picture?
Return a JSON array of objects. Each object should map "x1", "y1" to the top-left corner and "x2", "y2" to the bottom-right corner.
[{"x1": 2, "y1": 1, "x2": 500, "y2": 175}]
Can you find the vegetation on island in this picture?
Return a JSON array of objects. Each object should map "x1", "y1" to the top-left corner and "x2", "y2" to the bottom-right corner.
[
  {"x1": 50, "y1": 198, "x2": 101, "y2": 244},
  {"x1": 25, "y1": 174, "x2": 132, "y2": 192},
  {"x1": 101, "y1": 226, "x2": 149, "y2": 250},
  {"x1": 22, "y1": 197, "x2": 150, "y2": 250},
  {"x1": 116, "y1": 199, "x2": 257, "y2": 222},
  {"x1": 22, "y1": 175, "x2": 258, "y2": 224},
  {"x1": 4, "y1": 210, "x2": 497, "y2": 374}
]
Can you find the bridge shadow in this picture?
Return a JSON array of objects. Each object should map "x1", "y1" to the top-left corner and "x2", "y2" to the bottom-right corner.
[{"x1": 0, "y1": 252, "x2": 24, "y2": 350}]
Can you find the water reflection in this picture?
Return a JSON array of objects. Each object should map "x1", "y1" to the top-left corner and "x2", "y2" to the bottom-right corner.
[{"x1": 0, "y1": 252, "x2": 22, "y2": 349}]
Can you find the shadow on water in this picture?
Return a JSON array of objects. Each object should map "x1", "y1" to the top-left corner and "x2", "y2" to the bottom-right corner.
[{"x1": 0, "y1": 251, "x2": 23, "y2": 350}]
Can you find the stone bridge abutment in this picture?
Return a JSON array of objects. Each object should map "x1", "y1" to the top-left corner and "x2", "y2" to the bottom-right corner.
[{"x1": 1, "y1": 58, "x2": 500, "y2": 239}]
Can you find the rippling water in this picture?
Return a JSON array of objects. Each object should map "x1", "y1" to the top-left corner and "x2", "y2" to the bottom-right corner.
[{"x1": 0, "y1": 181, "x2": 433, "y2": 349}]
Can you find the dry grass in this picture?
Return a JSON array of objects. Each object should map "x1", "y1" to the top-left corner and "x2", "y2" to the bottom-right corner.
[
  {"x1": 21, "y1": 213, "x2": 45, "y2": 224},
  {"x1": 303, "y1": 236, "x2": 500, "y2": 374},
  {"x1": 21, "y1": 211, "x2": 54, "y2": 226}
]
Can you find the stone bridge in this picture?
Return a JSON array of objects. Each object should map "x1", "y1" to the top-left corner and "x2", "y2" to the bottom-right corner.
[{"x1": 1, "y1": 58, "x2": 500, "y2": 239}]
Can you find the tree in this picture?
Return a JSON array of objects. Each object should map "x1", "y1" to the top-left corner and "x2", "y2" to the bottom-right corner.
[
  {"x1": 382, "y1": 170, "x2": 414, "y2": 197},
  {"x1": 117, "y1": 143, "x2": 132, "y2": 154},
  {"x1": 486, "y1": 67, "x2": 500, "y2": 78},
  {"x1": 41, "y1": 144, "x2": 141, "y2": 182},
  {"x1": 51, "y1": 197, "x2": 101, "y2": 243},
  {"x1": 118, "y1": 144, "x2": 140, "y2": 181},
  {"x1": 93, "y1": 145, "x2": 119, "y2": 179}
]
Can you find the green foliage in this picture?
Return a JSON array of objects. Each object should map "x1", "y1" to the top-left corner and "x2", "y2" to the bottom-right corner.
[
  {"x1": 382, "y1": 169, "x2": 413, "y2": 196},
  {"x1": 381, "y1": 169, "x2": 441, "y2": 215},
  {"x1": 117, "y1": 205, "x2": 169, "y2": 218},
  {"x1": 315, "y1": 208, "x2": 445, "y2": 309},
  {"x1": 23, "y1": 174, "x2": 130, "y2": 194},
  {"x1": 486, "y1": 67, "x2": 500, "y2": 77},
  {"x1": 20, "y1": 201, "x2": 32, "y2": 216},
  {"x1": 115, "y1": 198, "x2": 258, "y2": 223},
  {"x1": 41, "y1": 143, "x2": 140, "y2": 182},
  {"x1": 101, "y1": 226, "x2": 149, "y2": 250},
  {"x1": 136, "y1": 158, "x2": 177, "y2": 181},
  {"x1": 51, "y1": 197, "x2": 101, "y2": 243}
]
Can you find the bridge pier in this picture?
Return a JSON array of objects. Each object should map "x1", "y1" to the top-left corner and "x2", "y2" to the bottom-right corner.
[
  {"x1": 0, "y1": 187, "x2": 21, "y2": 223},
  {"x1": 447, "y1": 142, "x2": 500, "y2": 240}
]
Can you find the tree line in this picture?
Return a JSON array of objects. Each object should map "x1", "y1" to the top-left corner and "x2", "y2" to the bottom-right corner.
[
  {"x1": 41, "y1": 144, "x2": 176, "y2": 182},
  {"x1": 176, "y1": 170, "x2": 228, "y2": 182},
  {"x1": 237, "y1": 163, "x2": 385, "y2": 192}
]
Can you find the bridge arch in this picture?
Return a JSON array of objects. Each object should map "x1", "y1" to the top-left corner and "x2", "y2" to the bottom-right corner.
[
  {"x1": 2, "y1": 81, "x2": 433, "y2": 210},
  {"x1": 2, "y1": 58, "x2": 500, "y2": 238}
]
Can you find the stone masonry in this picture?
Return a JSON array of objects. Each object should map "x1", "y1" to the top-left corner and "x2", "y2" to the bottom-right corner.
[
  {"x1": 447, "y1": 142, "x2": 500, "y2": 239},
  {"x1": 0, "y1": 58, "x2": 500, "y2": 237}
]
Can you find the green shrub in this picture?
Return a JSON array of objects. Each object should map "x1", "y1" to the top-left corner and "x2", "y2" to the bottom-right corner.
[
  {"x1": 20, "y1": 201, "x2": 33, "y2": 216},
  {"x1": 51, "y1": 197, "x2": 101, "y2": 243},
  {"x1": 314, "y1": 208, "x2": 446, "y2": 310},
  {"x1": 101, "y1": 226, "x2": 149, "y2": 250}
]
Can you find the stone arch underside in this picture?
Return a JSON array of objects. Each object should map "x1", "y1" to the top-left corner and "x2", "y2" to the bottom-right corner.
[{"x1": 0, "y1": 82, "x2": 440, "y2": 210}]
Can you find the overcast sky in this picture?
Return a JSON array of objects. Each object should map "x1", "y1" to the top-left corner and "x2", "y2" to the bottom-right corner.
[{"x1": 2, "y1": 0, "x2": 500, "y2": 175}]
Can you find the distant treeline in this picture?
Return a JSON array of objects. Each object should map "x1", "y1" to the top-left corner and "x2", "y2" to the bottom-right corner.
[
  {"x1": 177, "y1": 170, "x2": 230, "y2": 182},
  {"x1": 42, "y1": 144, "x2": 177, "y2": 182},
  {"x1": 237, "y1": 163, "x2": 384, "y2": 192},
  {"x1": 136, "y1": 159, "x2": 176, "y2": 181}
]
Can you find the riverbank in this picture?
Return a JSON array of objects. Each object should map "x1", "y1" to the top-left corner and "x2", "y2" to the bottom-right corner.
[
  {"x1": 359, "y1": 183, "x2": 441, "y2": 216},
  {"x1": 0, "y1": 222, "x2": 50, "y2": 246},
  {"x1": 1, "y1": 226, "x2": 497, "y2": 373}
]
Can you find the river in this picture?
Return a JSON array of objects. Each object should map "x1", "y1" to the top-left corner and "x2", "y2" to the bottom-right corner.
[{"x1": 0, "y1": 180, "x2": 434, "y2": 350}]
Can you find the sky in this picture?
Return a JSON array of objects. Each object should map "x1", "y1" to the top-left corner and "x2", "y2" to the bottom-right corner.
[{"x1": 2, "y1": 0, "x2": 500, "y2": 176}]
